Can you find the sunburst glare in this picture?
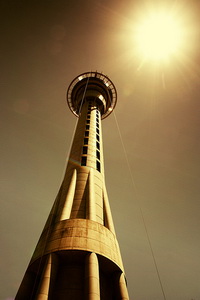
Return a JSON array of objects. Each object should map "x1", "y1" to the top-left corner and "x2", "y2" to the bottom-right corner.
[{"x1": 134, "y1": 10, "x2": 185, "y2": 62}]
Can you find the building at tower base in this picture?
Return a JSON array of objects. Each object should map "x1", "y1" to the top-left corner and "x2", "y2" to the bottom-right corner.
[{"x1": 16, "y1": 71, "x2": 129, "y2": 300}]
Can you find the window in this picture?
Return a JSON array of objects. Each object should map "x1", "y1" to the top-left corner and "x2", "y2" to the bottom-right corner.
[
  {"x1": 83, "y1": 146, "x2": 88, "y2": 154},
  {"x1": 84, "y1": 138, "x2": 88, "y2": 145},
  {"x1": 96, "y1": 150, "x2": 100, "y2": 160},
  {"x1": 96, "y1": 141, "x2": 100, "y2": 150},
  {"x1": 96, "y1": 128, "x2": 99, "y2": 134},
  {"x1": 96, "y1": 123, "x2": 99, "y2": 129},
  {"x1": 86, "y1": 125, "x2": 90, "y2": 130},
  {"x1": 86, "y1": 120, "x2": 90, "y2": 124},
  {"x1": 87, "y1": 115, "x2": 90, "y2": 119},
  {"x1": 81, "y1": 156, "x2": 87, "y2": 166},
  {"x1": 96, "y1": 161, "x2": 101, "y2": 172},
  {"x1": 85, "y1": 131, "x2": 89, "y2": 137},
  {"x1": 96, "y1": 134, "x2": 99, "y2": 141}
]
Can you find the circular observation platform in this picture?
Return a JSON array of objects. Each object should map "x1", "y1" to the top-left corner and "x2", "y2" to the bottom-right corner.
[{"x1": 67, "y1": 71, "x2": 117, "y2": 119}]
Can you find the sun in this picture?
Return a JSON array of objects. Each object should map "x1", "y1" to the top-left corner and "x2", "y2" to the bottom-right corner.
[{"x1": 135, "y1": 11, "x2": 184, "y2": 62}]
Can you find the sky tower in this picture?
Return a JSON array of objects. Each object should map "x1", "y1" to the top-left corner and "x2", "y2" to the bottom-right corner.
[{"x1": 16, "y1": 71, "x2": 129, "y2": 300}]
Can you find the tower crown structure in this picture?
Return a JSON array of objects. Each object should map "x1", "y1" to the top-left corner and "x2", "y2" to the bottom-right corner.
[
  {"x1": 16, "y1": 72, "x2": 129, "y2": 300},
  {"x1": 67, "y1": 71, "x2": 117, "y2": 119}
]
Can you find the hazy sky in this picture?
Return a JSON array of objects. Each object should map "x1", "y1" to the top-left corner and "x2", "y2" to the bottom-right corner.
[{"x1": 1, "y1": 0, "x2": 200, "y2": 299}]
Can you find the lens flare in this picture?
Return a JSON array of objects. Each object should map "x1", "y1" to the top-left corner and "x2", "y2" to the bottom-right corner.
[{"x1": 135, "y1": 11, "x2": 185, "y2": 61}]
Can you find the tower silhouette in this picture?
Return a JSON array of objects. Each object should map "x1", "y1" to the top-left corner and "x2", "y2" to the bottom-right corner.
[{"x1": 16, "y1": 72, "x2": 129, "y2": 300}]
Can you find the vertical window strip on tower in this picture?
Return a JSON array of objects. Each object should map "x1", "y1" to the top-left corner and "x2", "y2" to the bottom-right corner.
[
  {"x1": 88, "y1": 103, "x2": 91, "y2": 112},
  {"x1": 96, "y1": 111, "x2": 101, "y2": 172},
  {"x1": 81, "y1": 121, "x2": 90, "y2": 165},
  {"x1": 81, "y1": 106, "x2": 91, "y2": 166},
  {"x1": 96, "y1": 150, "x2": 100, "y2": 160},
  {"x1": 96, "y1": 141, "x2": 100, "y2": 150},
  {"x1": 83, "y1": 146, "x2": 88, "y2": 154},
  {"x1": 84, "y1": 138, "x2": 88, "y2": 145},
  {"x1": 81, "y1": 156, "x2": 87, "y2": 166},
  {"x1": 96, "y1": 160, "x2": 101, "y2": 172}
]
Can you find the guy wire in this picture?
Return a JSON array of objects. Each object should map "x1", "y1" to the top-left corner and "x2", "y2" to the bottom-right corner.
[{"x1": 112, "y1": 110, "x2": 167, "y2": 300}]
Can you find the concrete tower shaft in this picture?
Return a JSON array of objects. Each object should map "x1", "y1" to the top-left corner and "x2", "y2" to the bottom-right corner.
[{"x1": 16, "y1": 72, "x2": 129, "y2": 300}]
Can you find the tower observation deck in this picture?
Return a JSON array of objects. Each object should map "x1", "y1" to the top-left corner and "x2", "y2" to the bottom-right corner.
[{"x1": 16, "y1": 72, "x2": 129, "y2": 300}]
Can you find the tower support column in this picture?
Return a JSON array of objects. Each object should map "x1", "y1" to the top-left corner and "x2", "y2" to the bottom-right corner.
[
  {"x1": 103, "y1": 185, "x2": 115, "y2": 234},
  {"x1": 87, "y1": 168, "x2": 96, "y2": 221},
  {"x1": 118, "y1": 272, "x2": 129, "y2": 300},
  {"x1": 35, "y1": 253, "x2": 58, "y2": 300},
  {"x1": 85, "y1": 252, "x2": 100, "y2": 300},
  {"x1": 60, "y1": 169, "x2": 77, "y2": 221}
]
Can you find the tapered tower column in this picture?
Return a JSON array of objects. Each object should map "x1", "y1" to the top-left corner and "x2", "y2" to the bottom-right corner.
[
  {"x1": 85, "y1": 252, "x2": 100, "y2": 300},
  {"x1": 16, "y1": 72, "x2": 129, "y2": 299}
]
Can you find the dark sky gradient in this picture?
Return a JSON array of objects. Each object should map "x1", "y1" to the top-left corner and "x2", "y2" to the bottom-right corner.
[{"x1": 1, "y1": 0, "x2": 200, "y2": 299}]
